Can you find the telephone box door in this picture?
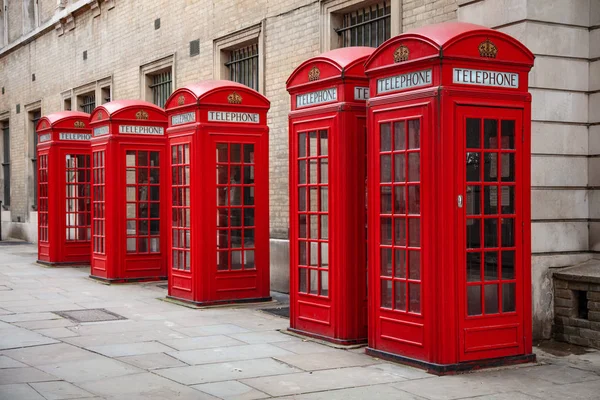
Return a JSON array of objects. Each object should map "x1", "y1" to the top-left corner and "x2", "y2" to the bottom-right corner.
[
  {"x1": 457, "y1": 106, "x2": 525, "y2": 362},
  {"x1": 209, "y1": 134, "x2": 268, "y2": 301},
  {"x1": 370, "y1": 104, "x2": 429, "y2": 360},
  {"x1": 290, "y1": 118, "x2": 334, "y2": 336}
]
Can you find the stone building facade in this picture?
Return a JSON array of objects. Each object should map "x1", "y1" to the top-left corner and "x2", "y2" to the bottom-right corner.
[{"x1": 0, "y1": 0, "x2": 597, "y2": 340}]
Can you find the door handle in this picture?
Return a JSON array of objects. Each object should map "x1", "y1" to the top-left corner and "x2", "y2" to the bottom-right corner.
[{"x1": 457, "y1": 195, "x2": 463, "y2": 208}]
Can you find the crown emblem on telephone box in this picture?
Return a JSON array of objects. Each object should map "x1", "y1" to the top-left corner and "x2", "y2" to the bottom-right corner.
[
  {"x1": 227, "y1": 92, "x2": 243, "y2": 104},
  {"x1": 135, "y1": 110, "x2": 149, "y2": 120},
  {"x1": 478, "y1": 39, "x2": 498, "y2": 58},
  {"x1": 394, "y1": 45, "x2": 410, "y2": 62}
]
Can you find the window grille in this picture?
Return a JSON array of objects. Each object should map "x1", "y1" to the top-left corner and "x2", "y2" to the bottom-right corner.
[
  {"x1": 226, "y1": 43, "x2": 259, "y2": 92},
  {"x1": 337, "y1": 2, "x2": 391, "y2": 48},
  {"x1": 2, "y1": 123, "x2": 9, "y2": 206},
  {"x1": 80, "y1": 94, "x2": 96, "y2": 114},
  {"x1": 150, "y1": 71, "x2": 172, "y2": 108}
]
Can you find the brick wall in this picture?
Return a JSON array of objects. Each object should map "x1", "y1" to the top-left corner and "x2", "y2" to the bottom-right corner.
[
  {"x1": 553, "y1": 278, "x2": 600, "y2": 349},
  {"x1": 403, "y1": 0, "x2": 457, "y2": 30}
]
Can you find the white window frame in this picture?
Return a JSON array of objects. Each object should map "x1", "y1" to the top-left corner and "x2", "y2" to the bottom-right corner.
[
  {"x1": 213, "y1": 22, "x2": 265, "y2": 94},
  {"x1": 320, "y1": 0, "x2": 401, "y2": 52}
]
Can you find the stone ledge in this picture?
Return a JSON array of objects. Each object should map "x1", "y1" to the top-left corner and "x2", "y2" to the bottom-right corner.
[{"x1": 553, "y1": 259, "x2": 600, "y2": 284}]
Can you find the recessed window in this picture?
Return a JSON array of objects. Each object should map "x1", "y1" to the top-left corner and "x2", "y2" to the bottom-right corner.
[
  {"x1": 101, "y1": 86, "x2": 111, "y2": 104},
  {"x1": 574, "y1": 290, "x2": 589, "y2": 320},
  {"x1": 338, "y1": 1, "x2": 391, "y2": 47},
  {"x1": 78, "y1": 92, "x2": 96, "y2": 114},
  {"x1": 226, "y1": 43, "x2": 259, "y2": 92},
  {"x1": 29, "y1": 109, "x2": 41, "y2": 209},
  {"x1": 1, "y1": 120, "x2": 10, "y2": 207},
  {"x1": 141, "y1": 56, "x2": 174, "y2": 108}
]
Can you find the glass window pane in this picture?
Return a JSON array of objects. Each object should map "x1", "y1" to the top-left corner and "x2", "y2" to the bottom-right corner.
[
  {"x1": 501, "y1": 120, "x2": 515, "y2": 149},
  {"x1": 309, "y1": 159, "x2": 317, "y2": 184},
  {"x1": 320, "y1": 188, "x2": 328, "y2": 212},
  {"x1": 150, "y1": 168, "x2": 159, "y2": 184},
  {"x1": 380, "y1": 155, "x2": 391, "y2": 183},
  {"x1": 484, "y1": 284, "x2": 499, "y2": 314},
  {"x1": 466, "y1": 186, "x2": 480, "y2": 215},
  {"x1": 299, "y1": 242, "x2": 307, "y2": 265},
  {"x1": 409, "y1": 250, "x2": 420, "y2": 280},
  {"x1": 408, "y1": 153, "x2": 419, "y2": 182},
  {"x1": 466, "y1": 152, "x2": 481, "y2": 182},
  {"x1": 394, "y1": 153, "x2": 405, "y2": 182},
  {"x1": 138, "y1": 169, "x2": 148, "y2": 184},
  {"x1": 244, "y1": 144, "x2": 254, "y2": 163},
  {"x1": 484, "y1": 119, "x2": 498, "y2": 149},
  {"x1": 394, "y1": 218, "x2": 406, "y2": 246},
  {"x1": 502, "y1": 283, "x2": 516, "y2": 312},
  {"x1": 466, "y1": 118, "x2": 481, "y2": 149},
  {"x1": 484, "y1": 186, "x2": 498, "y2": 215},
  {"x1": 309, "y1": 132, "x2": 318, "y2": 156},
  {"x1": 320, "y1": 270, "x2": 329, "y2": 296},
  {"x1": 320, "y1": 242, "x2": 328, "y2": 268},
  {"x1": 394, "y1": 186, "x2": 405, "y2": 214},
  {"x1": 309, "y1": 215, "x2": 318, "y2": 239},
  {"x1": 298, "y1": 188, "x2": 306, "y2": 211},
  {"x1": 310, "y1": 269, "x2": 318, "y2": 295},
  {"x1": 467, "y1": 285, "x2": 482, "y2": 316},
  {"x1": 245, "y1": 250, "x2": 255, "y2": 269},
  {"x1": 299, "y1": 268, "x2": 307, "y2": 292},
  {"x1": 127, "y1": 237, "x2": 136, "y2": 253},
  {"x1": 126, "y1": 169, "x2": 135, "y2": 184},
  {"x1": 298, "y1": 215, "x2": 307, "y2": 238},
  {"x1": 298, "y1": 133, "x2": 306, "y2": 158},
  {"x1": 409, "y1": 283, "x2": 420, "y2": 313},
  {"x1": 138, "y1": 238, "x2": 148, "y2": 253},
  {"x1": 381, "y1": 186, "x2": 392, "y2": 214},
  {"x1": 321, "y1": 215, "x2": 328, "y2": 239},
  {"x1": 484, "y1": 219, "x2": 498, "y2": 248},
  {"x1": 394, "y1": 249, "x2": 406, "y2": 278},
  {"x1": 381, "y1": 280, "x2": 392, "y2": 308},
  {"x1": 484, "y1": 153, "x2": 497, "y2": 182},
  {"x1": 138, "y1": 151, "x2": 148, "y2": 166},
  {"x1": 502, "y1": 250, "x2": 515, "y2": 279},
  {"x1": 394, "y1": 281, "x2": 406, "y2": 310},
  {"x1": 321, "y1": 160, "x2": 328, "y2": 184},
  {"x1": 217, "y1": 251, "x2": 228, "y2": 270},
  {"x1": 381, "y1": 217, "x2": 392, "y2": 245},
  {"x1": 467, "y1": 219, "x2": 481, "y2": 249},
  {"x1": 501, "y1": 153, "x2": 515, "y2": 182},
  {"x1": 408, "y1": 120, "x2": 420, "y2": 149},
  {"x1": 126, "y1": 151, "x2": 136, "y2": 166},
  {"x1": 394, "y1": 121, "x2": 405, "y2": 150},
  {"x1": 230, "y1": 144, "x2": 241, "y2": 163},
  {"x1": 380, "y1": 123, "x2": 391, "y2": 151},
  {"x1": 467, "y1": 252, "x2": 481, "y2": 282},
  {"x1": 381, "y1": 248, "x2": 392, "y2": 276},
  {"x1": 319, "y1": 130, "x2": 328, "y2": 156},
  {"x1": 502, "y1": 218, "x2": 515, "y2": 247},
  {"x1": 127, "y1": 204, "x2": 136, "y2": 218},
  {"x1": 217, "y1": 143, "x2": 228, "y2": 162},
  {"x1": 408, "y1": 186, "x2": 420, "y2": 215},
  {"x1": 501, "y1": 186, "x2": 514, "y2": 214},
  {"x1": 408, "y1": 218, "x2": 420, "y2": 247},
  {"x1": 150, "y1": 151, "x2": 160, "y2": 167},
  {"x1": 484, "y1": 251, "x2": 498, "y2": 281},
  {"x1": 309, "y1": 187, "x2": 318, "y2": 212},
  {"x1": 243, "y1": 187, "x2": 254, "y2": 206}
]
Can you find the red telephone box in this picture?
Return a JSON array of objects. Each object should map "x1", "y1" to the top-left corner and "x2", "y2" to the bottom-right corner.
[
  {"x1": 286, "y1": 47, "x2": 374, "y2": 344},
  {"x1": 365, "y1": 22, "x2": 535, "y2": 373},
  {"x1": 88, "y1": 100, "x2": 168, "y2": 282},
  {"x1": 164, "y1": 81, "x2": 270, "y2": 306},
  {"x1": 36, "y1": 111, "x2": 92, "y2": 265}
]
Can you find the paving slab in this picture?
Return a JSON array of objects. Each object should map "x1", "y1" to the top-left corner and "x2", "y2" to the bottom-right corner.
[
  {"x1": 0, "y1": 326, "x2": 59, "y2": 349},
  {"x1": 228, "y1": 331, "x2": 295, "y2": 345},
  {"x1": 78, "y1": 372, "x2": 217, "y2": 400},
  {"x1": 2, "y1": 343, "x2": 103, "y2": 366},
  {"x1": 192, "y1": 380, "x2": 269, "y2": 400},
  {"x1": 0, "y1": 384, "x2": 46, "y2": 400},
  {"x1": 174, "y1": 323, "x2": 251, "y2": 337},
  {"x1": 85, "y1": 341, "x2": 175, "y2": 358},
  {"x1": 117, "y1": 353, "x2": 187, "y2": 370},
  {"x1": 509, "y1": 364, "x2": 600, "y2": 385},
  {"x1": 159, "y1": 334, "x2": 245, "y2": 351},
  {"x1": 519, "y1": 378, "x2": 600, "y2": 400},
  {"x1": 168, "y1": 343, "x2": 293, "y2": 365},
  {"x1": 271, "y1": 340, "x2": 340, "y2": 355},
  {"x1": 0, "y1": 367, "x2": 60, "y2": 385},
  {"x1": 463, "y1": 393, "x2": 543, "y2": 400},
  {"x1": 62, "y1": 328, "x2": 187, "y2": 347},
  {"x1": 274, "y1": 350, "x2": 380, "y2": 371},
  {"x1": 241, "y1": 365, "x2": 409, "y2": 397},
  {"x1": 154, "y1": 357, "x2": 301, "y2": 385},
  {"x1": 0, "y1": 355, "x2": 28, "y2": 369},
  {"x1": 274, "y1": 384, "x2": 427, "y2": 400},
  {"x1": 15, "y1": 319, "x2": 76, "y2": 330},
  {"x1": 35, "y1": 327, "x2": 79, "y2": 339},
  {"x1": 29, "y1": 381, "x2": 96, "y2": 399},
  {"x1": 38, "y1": 358, "x2": 143, "y2": 383}
]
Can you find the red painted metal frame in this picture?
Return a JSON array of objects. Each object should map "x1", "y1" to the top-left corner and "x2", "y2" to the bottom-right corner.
[
  {"x1": 364, "y1": 22, "x2": 535, "y2": 373},
  {"x1": 36, "y1": 111, "x2": 92, "y2": 265},
  {"x1": 286, "y1": 47, "x2": 374, "y2": 344},
  {"x1": 164, "y1": 80, "x2": 271, "y2": 306},
  {"x1": 88, "y1": 100, "x2": 168, "y2": 283}
]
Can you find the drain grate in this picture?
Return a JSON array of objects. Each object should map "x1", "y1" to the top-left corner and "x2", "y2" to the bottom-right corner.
[
  {"x1": 54, "y1": 308, "x2": 126, "y2": 323},
  {"x1": 260, "y1": 306, "x2": 289, "y2": 319}
]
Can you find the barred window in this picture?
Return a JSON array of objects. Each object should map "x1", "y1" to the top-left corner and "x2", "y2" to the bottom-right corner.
[
  {"x1": 149, "y1": 70, "x2": 172, "y2": 108},
  {"x1": 338, "y1": 2, "x2": 391, "y2": 48},
  {"x1": 1, "y1": 121, "x2": 9, "y2": 207},
  {"x1": 30, "y1": 110, "x2": 41, "y2": 209},
  {"x1": 79, "y1": 93, "x2": 96, "y2": 114},
  {"x1": 226, "y1": 43, "x2": 259, "y2": 92}
]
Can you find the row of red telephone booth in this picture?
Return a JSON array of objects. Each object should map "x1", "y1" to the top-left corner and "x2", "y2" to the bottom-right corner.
[{"x1": 36, "y1": 23, "x2": 535, "y2": 373}]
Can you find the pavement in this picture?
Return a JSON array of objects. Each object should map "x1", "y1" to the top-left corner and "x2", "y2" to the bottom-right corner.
[{"x1": 0, "y1": 243, "x2": 599, "y2": 400}]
